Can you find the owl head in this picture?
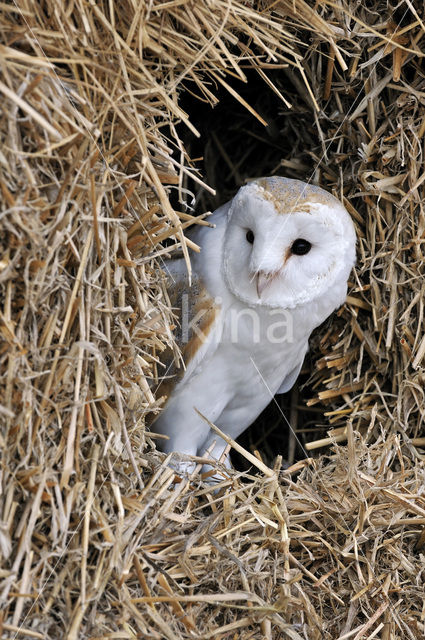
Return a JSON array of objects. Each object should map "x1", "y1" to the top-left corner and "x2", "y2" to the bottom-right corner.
[{"x1": 222, "y1": 177, "x2": 356, "y2": 310}]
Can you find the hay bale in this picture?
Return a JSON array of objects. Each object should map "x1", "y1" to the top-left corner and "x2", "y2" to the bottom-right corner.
[{"x1": 1, "y1": 1, "x2": 425, "y2": 638}]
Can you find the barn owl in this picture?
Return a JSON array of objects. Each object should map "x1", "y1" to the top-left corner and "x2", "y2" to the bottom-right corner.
[{"x1": 153, "y1": 177, "x2": 356, "y2": 474}]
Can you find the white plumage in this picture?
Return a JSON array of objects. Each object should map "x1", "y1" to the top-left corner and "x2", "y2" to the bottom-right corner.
[{"x1": 153, "y1": 177, "x2": 356, "y2": 471}]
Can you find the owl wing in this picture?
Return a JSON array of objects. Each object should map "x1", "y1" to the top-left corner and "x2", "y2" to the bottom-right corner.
[
  {"x1": 152, "y1": 257, "x2": 223, "y2": 416},
  {"x1": 275, "y1": 352, "x2": 306, "y2": 395},
  {"x1": 152, "y1": 201, "x2": 230, "y2": 419}
]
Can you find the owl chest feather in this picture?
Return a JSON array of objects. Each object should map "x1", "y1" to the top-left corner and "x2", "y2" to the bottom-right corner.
[{"x1": 218, "y1": 299, "x2": 310, "y2": 395}]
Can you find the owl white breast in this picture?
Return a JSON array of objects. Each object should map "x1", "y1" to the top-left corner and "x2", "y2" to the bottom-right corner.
[{"x1": 152, "y1": 177, "x2": 356, "y2": 473}]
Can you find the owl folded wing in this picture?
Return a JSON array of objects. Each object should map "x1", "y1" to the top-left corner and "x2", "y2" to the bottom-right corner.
[
  {"x1": 152, "y1": 259, "x2": 223, "y2": 417},
  {"x1": 275, "y1": 356, "x2": 305, "y2": 395}
]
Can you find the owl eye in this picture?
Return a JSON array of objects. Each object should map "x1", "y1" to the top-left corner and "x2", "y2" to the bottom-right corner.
[
  {"x1": 291, "y1": 238, "x2": 312, "y2": 255},
  {"x1": 246, "y1": 229, "x2": 255, "y2": 244}
]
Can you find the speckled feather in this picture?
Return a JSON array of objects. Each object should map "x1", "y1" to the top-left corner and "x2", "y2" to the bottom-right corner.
[
  {"x1": 256, "y1": 176, "x2": 342, "y2": 214},
  {"x1": 153, "y1": 268, "x2": 220, "y2": 412}
]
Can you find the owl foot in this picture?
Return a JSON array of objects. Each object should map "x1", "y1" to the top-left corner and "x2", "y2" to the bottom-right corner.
[{"x1": 168, "y1": 454, "x2": 196, "y2": 477}]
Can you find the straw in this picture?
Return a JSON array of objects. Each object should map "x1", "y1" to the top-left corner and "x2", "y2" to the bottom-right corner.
[{"x1": 2, "y1": 1, "x2": 425, "y2": 637}]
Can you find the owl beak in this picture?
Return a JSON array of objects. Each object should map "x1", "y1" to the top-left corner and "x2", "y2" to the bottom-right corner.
[{"x1": 256, "y1": 271, "x2": 278, "y2": 298}]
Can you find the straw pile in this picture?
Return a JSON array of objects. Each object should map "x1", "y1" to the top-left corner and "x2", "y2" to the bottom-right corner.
[{"x1": 1, "y1": 0, "x2": 425, "y2": 638}]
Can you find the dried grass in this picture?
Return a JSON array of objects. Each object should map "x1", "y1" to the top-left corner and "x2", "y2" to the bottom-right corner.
[{"x1": 1, "y1": 0, "x2": 425, "y2": 638}]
